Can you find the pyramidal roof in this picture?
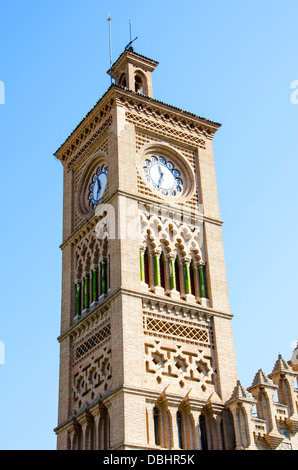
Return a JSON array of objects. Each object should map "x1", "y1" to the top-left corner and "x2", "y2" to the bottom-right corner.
[
  {"x1": 252, "y1": 369, "x2": 271, "y2": 387},
  {"x1": 226, "y1": 380, "x2": 254, "y2": 404},
  {"x1": 270, "y1": 354, "x2": 292, "y2": 376},
  {"x1": 271, "y1": 354, "x2": 291, "y2": 373}
]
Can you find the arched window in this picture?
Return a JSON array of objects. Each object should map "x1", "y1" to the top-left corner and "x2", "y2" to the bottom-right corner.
[
  {"x1": 159, "y1": 252, "x2": 166, "y2": 289},
  {"x1": 176, "y1": 411, "x2": 183, "y2": 449},
  {"x1": 97, "y1": 405, "x2": 110, "y2": 450},
  {"x1": 236, "y1": 405, "x2": 249, "y2": 448},
  {"x1": 278, "y1": 378, "x2": 293, "y2": 414},
  {"x1": 190, "y1": 260, "x2": 196, "y2": 296},
  {"x1": 118, "y1": 73, "x2": 127, "y2": 88},
  {"x1": 144, "y1": 247, "x2": 150, "y2": 286},
  {"x1": 153, "y1": 406, "x2": 160, "y2": 446},
  {"x1": 83, "y1": 273, "x2": 90, "y2": 310},
  {"x1": 72, "y1": 424, "x2": 82, "y2": 450},
  {"x1": 100, "y1": 257, "x2": 109, "y2": 295},
  {"x1": 135, "y1": 74, "x2": 144, "y2": 94},
  {"x1": 175, "y1": 257, "x2": 181, "y2": 293},
  {"x1": 199, "y1": 414, "x2": 208, "y2": 450},
  {"x1": 85, "y1": 420, "x2": 95, "y2": 450},
  {"x1": 257, "y1": 390, "x2": 271, "y2": 425},
  {"x1": 75, "y1": 281, "x2": 82, "y2": 317}
]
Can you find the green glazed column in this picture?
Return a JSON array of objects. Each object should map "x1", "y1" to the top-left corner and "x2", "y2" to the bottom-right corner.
[
  {"x1": 92, "y1": 265, "x2": 98, "y2": 302},
  {"x1": 169, "y1": 256, "x2": 176, "y2": 290},
  {"x1": 83, "y1": 273, "x2": 90, "y2": 309},
  {"x1": 140, "y1": 248, "x2": 145, "y2": 282},
  {"x1": 183, "y1": 258, "x2": 191, "y2": 295},
  {"x1": 153, "y1": 249, "x2": 161, "y2": 287},
  {"x1": 75, "y1": 280, "x2": 81, "y2": 316},
  {"x1": 198, "y1": 261, "x2": 206, "y2": 298}
]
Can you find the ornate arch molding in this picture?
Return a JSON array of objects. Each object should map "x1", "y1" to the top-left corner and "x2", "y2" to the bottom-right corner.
[
  {"x1": 139, "y1": 209, "x2": 203, "y2": 260},
  {"x1": 138, "y1": 142, "x2": 196, "y2": 203},
  {"x1": 77, "y1": 151, "x2": 108, "y2": 217}
]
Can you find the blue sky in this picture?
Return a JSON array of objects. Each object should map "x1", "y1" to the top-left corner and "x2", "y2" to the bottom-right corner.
[{"x1": 0, "y1": 0, "x2": 297, "y2": 450}]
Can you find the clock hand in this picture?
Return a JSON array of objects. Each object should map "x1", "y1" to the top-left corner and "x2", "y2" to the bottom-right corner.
[
  {"x1": 157, "y1": 164, "x2": 164, "y2": 189},
  {"x1": 96, "y1": 177, "x2": 102, "y2": 199}
]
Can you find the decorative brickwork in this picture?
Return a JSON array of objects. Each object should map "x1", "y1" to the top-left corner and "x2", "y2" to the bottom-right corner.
[{"x1": 54, "y1": 48, "x2": 297, "y2": 451}]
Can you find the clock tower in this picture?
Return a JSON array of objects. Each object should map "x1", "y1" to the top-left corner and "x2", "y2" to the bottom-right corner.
[{"x1": 54, "y1": 48, "x2": 238, "y2": 450}]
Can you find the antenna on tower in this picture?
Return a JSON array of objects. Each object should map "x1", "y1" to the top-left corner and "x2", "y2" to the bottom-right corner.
[
  {"x1": 125, "y1": 19, "x2": 138, "y2": 51},
  {"x1": 107, "y1": 14, "x2": 113, "y2": 85}
]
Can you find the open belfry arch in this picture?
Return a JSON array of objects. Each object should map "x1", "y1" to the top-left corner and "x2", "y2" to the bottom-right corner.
[{"x1": 54, "y1": 47, "x2": 298, "y2": 450}]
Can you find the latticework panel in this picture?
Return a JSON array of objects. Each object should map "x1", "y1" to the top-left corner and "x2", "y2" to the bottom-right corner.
[
  {"x1": 75, "y1": 323, "x2": 111, "y2": 360},
  {"x1": 128, "y1": 112, "x2": 206, "y2": 150},
  {"x1": 143, "y1": 302, "x2": 215, "y2": 392},
  {"x1": 144, "y1": 338, "x2": 214, "y2": 392},
  {"x1": 72, "y1": 344, "x2": 111, "y2": 413},
  {"x1": 71, "y1": 316, "x2": 112, "y2": 413},
  {"x1": 143, "y1": 314, "x2": 212, "y2": 348}
]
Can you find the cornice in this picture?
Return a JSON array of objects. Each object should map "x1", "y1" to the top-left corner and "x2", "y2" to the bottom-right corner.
[
  {"x1": 58, "y1": 285, "x2": 233, "y2": 343},
  {"x1": 107, "y1": 49, "x2": 159, "y2": 77}
]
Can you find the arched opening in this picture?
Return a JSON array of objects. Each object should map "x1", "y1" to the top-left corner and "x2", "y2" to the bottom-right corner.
[
  {"x1": 153, "y1": 406, "x2": 160, "y2": 446},
  {"x1": 236, "y1": 405, "x2": 249, "y2": 448},
  {"x1": 135, "y1": 74, "x2": 144, "y2": 94},
  {"x1": 85, "y1": 420, "x2": 95, "y2": 450},
  {"x1": 257, "y1": 390, "x2": 271, "y2": 425},
  {"x1": 190, "y1": 260, "x2": 196, "y2": 296},
  {"x1": 118, "y1": 72, "x2": 127, "y2": 88},
  {"x1": 159, "y1": 252, "x2": 166, "y2": 289},
  {"x1": 72, "y1": 425, "x2": 82, "y2": 450},
  {"x1": 175, "y1": 257, "x2": 181, "y2": 293},
  {"x1": 176, "y1": 411, "x2": 183, "y2": 449},
  {"x1": 144, "y1": 247, "x2": 150, "y2": 286},
  {"x1": 199, "y1": 414, "x2": 208, "y2": 450},
  {"x1": 222, "y1": 409, "x2": 236, "y2": 450},
  {"x1": 98, "y1": 406, "x2": 110, "y2": 450},
  {"x1": 101, "y1": 258, "x2": 108, "y2": 295}
]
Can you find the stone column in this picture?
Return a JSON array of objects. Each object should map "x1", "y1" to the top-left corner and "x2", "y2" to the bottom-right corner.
[
  {"x1": 146, "y1": 404, "x2": 156, "y2": 447},
  {"x1": 167, "y1": 405, "x2": 180, "y2": 449},
  {"x1": 191, "y1": 410, "x2": 201, "y2": 450}
]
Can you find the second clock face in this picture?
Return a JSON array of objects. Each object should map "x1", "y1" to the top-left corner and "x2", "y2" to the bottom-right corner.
[
  {"x1": 89, "y1": 165, "x2": 108, "y2": 208},
  {"x1": 143, "y1": 156, "x2": 183, "y2": 196}
]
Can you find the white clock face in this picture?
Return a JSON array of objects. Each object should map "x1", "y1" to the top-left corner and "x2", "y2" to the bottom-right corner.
[
  {"x1": 89, "y1": 165, "x2": 108, "y2": 208},
  {"x1": 143, "y1": 156, "x2": 183, "y2": 196}
]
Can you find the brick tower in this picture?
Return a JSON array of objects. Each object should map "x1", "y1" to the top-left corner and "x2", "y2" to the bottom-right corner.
[{"x1": 54, "y1": 48, "x2": 238, "y2": 450}]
